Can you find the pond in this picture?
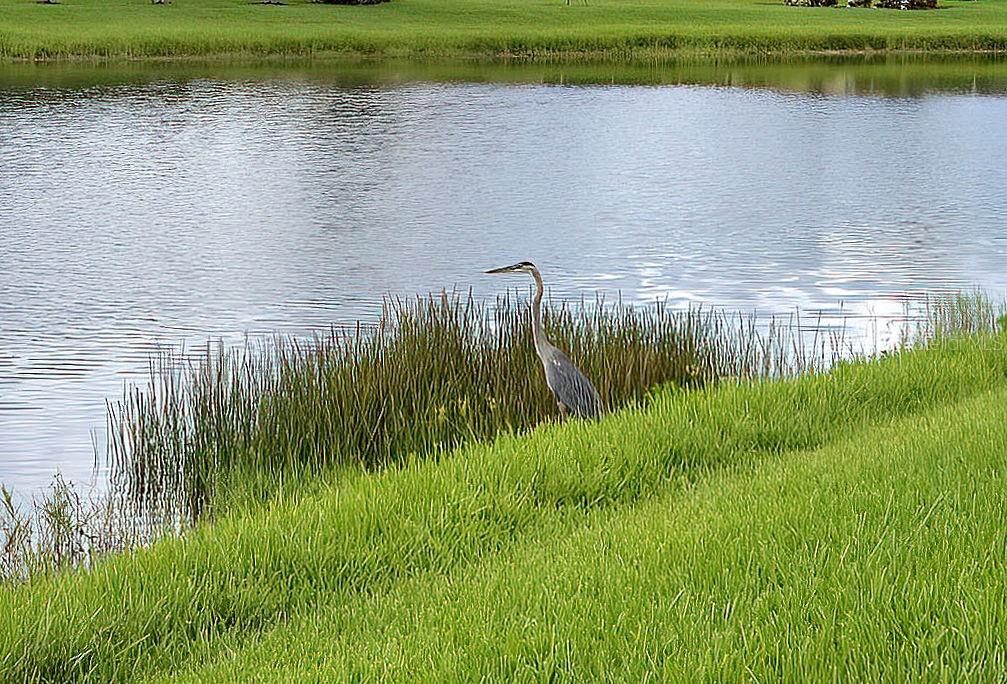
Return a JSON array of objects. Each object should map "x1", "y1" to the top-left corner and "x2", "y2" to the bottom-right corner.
[{"x1": 2, "y1": 56, "x2": 1006, "y2": 495}]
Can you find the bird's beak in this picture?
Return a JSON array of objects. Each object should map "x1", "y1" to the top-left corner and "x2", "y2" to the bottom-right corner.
[{"x1": 485, "y1": 264, "x2": 519, "y2": 274}]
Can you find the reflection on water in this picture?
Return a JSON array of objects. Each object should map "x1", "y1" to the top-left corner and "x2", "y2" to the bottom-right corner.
[
  {"x1": 1, "y1": 57, "x2": 1006, "y2": 493},
  {"x1": 4, "y1": 54, "x2": 1007, "y2": 96}
]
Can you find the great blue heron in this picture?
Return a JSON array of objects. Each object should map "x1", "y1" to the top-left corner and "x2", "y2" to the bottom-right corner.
[{"x1": 486, "y1": 261, "x2": 603, "y2": 420}]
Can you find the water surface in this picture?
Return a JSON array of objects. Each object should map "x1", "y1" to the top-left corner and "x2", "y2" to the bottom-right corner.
[{"x1": 2, "y1": 57, "x2": 1006, "y2": 493}]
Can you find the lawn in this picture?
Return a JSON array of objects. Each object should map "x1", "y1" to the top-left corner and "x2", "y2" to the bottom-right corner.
[
  {"x1": 2, "y1": 0, "x2": 1007, "y2": 60},
  {"x1": 3, "y1": 330, "x2": 1006, "y2": 681}
]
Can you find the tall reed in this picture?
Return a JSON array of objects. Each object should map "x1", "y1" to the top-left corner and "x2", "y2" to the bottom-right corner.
[
  {"x1": 0, "y1": 475, "x2": 156, "y2": 583},
  {"x1": 106, "y1": 292, "x2": 821, "y2": 522}
]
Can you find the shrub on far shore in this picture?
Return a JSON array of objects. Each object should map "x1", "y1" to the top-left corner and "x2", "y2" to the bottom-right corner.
[
  {"x1": 875, "y1": 0, "x2": 937, "y2": 8},
  {"x1": 784, "y1": 0, "x2": 838, "y2": 7},
  {"x1": 314, "y1": 0, "x2": 390, "y2": 5}
]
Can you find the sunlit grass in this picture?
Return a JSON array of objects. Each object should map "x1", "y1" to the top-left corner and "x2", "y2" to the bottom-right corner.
[
  {"x1": 2, "y1": 0, "x2": 1007, "y2": 60},
  {"x1": 171, "y1": 383, "x2": 1007, "y2": 682},
  {"x1": 2, "y1": 327, "x2": 1005, "y2": 682}
]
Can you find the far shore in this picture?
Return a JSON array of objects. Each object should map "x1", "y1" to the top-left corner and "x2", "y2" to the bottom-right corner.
[{"x1": 2, "y1": 0, "x2": 1007, "y2": 63}]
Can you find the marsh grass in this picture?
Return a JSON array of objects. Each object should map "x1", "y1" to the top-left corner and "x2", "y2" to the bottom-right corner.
[
  {"x1": 107, "y1": 292, "x2": 828, "y2": 522},
  {"x1": 0, "y1": 475, "x2": 164, "y2": 583},
  {"x1": 924, "y1": 290, "x2": 1002, "y2": 338}
]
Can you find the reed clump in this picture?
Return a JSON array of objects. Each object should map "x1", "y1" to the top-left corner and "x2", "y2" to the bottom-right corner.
[
  {"x1": 0, "y1": 475, "x2": 162, "y2": 583},
  {"x1": 107, "y1": 292, "x2": 818, "y2": 522}
]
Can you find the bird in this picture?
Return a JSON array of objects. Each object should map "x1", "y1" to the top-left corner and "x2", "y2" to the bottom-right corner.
[{"x1": 485, "y1": 261, "x2": 602, "y2": 420}]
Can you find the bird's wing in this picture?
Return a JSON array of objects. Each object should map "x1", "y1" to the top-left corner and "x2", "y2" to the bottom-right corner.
[{"x1": 543, "y1": 348, "x2": 602, "y2": 419}]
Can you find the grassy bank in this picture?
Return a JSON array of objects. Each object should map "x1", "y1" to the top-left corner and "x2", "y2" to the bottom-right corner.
[
  {"x1": 2, "y1": 330, "x2": 1005, "y2": 681},
  {"x1": 170, "y1": 382, "x2": 1007, "y2": 682},
  {"x1": 3, "y1": 0, "x2": 1007, "y2": 61}
]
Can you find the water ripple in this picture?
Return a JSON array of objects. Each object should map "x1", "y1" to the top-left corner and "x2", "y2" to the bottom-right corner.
[{"x1": 2, "y1": 77, "x2": 1007, "y2": 493}]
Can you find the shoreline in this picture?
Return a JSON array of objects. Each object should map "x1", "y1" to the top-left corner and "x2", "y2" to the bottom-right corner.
[{"x1": 4, "y1": 45, "x2": 1007, "y2": 66}]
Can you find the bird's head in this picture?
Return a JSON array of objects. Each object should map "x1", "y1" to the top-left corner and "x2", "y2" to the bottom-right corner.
[{"x1": 485, "y1": 261, "x2": 538, "y2": 276}]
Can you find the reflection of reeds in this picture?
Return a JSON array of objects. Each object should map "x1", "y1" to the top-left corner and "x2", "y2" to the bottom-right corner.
[{"x1": 105, "y1": 293, "x2": 824, "y2": 523}]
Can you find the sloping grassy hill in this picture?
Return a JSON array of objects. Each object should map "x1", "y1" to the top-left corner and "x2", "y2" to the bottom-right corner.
[
  {"x1": 2, "y1": 333, "x2": 1005, "y2": 681},
  {"x1": 2, "y1": 0, "x2": 1007, "y2": 61},
  {"x1": 171, "y1": 386, "x2": 1007, "y2": 682}
]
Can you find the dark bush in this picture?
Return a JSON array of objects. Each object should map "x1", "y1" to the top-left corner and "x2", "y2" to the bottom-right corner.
[
  {"x1": 876, "y1": 0, "x2": 936, "y2": 7},
  {"x1": 784, "y1": 0, "x2": 838, "y2": 6}
]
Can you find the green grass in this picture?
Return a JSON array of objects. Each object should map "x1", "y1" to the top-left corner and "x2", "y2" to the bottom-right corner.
[
  {"x1": 3, "y1": 0, "x2": 1007, "y2": 61},
  {"x1": 2, "y1": 330, "x2": 1005, "y2": 682},
  {"x1": 170, "y1": 384, "x2": 1007, "y2": 682}
]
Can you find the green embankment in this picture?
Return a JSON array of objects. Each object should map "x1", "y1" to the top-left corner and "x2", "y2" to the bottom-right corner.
[
  {"x1": 2, "y1": 0, "x2": 1007, "y2": 61},
  {"x1": 1, "y1": 333, "x2": 1005, "y2": 681},
  {"x1": 172, "y1": 381, "x2": 1007, "y2": 681}
]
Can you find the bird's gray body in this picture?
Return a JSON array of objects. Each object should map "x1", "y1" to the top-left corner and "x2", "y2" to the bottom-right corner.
[
  {"x1": 486, "y1": 261, "x2": 603, "y2": 420},
  {"x1": 538, "y1": 343, "x2": 602, "y2": 419}
]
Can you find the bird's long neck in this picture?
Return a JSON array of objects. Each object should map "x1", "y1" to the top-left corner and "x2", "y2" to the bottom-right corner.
[{"x1": 530, "y1": 268, "x2": 550, "y2": 357}]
